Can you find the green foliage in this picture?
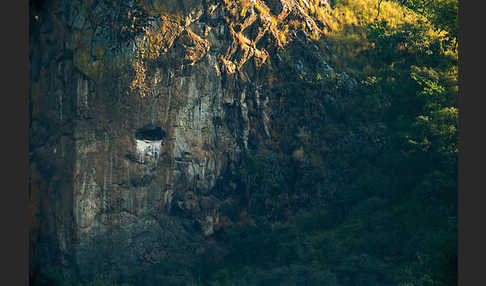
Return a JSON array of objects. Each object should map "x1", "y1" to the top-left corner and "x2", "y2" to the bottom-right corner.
[
  {"x1": 359, "y1": 17, "x2": 457, "y2": 198},
  {"x1": 236, "y1": 151, "x2": 297, "y2": 218},
  {"x1": 394, "y1": 0, "x2": 458, "y2": 45}
]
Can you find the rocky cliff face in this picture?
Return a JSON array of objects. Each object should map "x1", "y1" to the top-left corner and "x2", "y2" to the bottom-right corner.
[{"x1": 29, "y1": 0, "x2": 376, "y2": 283}]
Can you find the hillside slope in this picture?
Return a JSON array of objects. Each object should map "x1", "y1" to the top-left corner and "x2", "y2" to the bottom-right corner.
[{"x1": 29, "y1": 0, "x2": 457, "y2": 285}]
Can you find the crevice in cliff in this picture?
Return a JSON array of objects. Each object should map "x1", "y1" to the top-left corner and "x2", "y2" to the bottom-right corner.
[{"x1": 135, "y1": 126, "x2": 166, "y2": 141}]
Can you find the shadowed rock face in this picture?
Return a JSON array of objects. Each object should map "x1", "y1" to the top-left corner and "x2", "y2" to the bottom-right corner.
[{"x1": 29, "y1": 0, "x2": 373, "y2": 283}]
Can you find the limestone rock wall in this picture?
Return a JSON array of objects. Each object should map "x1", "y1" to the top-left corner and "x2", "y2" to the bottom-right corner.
[{"x1": 30, "y1": 0, "x2": 362, "y2": 282}]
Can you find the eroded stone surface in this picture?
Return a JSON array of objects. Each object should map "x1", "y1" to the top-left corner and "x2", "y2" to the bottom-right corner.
[{"x1": 30, "y1": 0, "x2": 370, "y2": 282}]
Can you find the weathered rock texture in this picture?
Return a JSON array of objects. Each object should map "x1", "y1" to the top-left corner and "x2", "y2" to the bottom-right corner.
[{"x1": 29, "y1": 0, "x2": 376, "y2": 284}]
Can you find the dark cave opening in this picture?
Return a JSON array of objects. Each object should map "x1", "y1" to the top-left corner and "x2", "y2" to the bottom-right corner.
[{"x1": 135, "y1": 126, "x2": 166, "y2": 141}]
